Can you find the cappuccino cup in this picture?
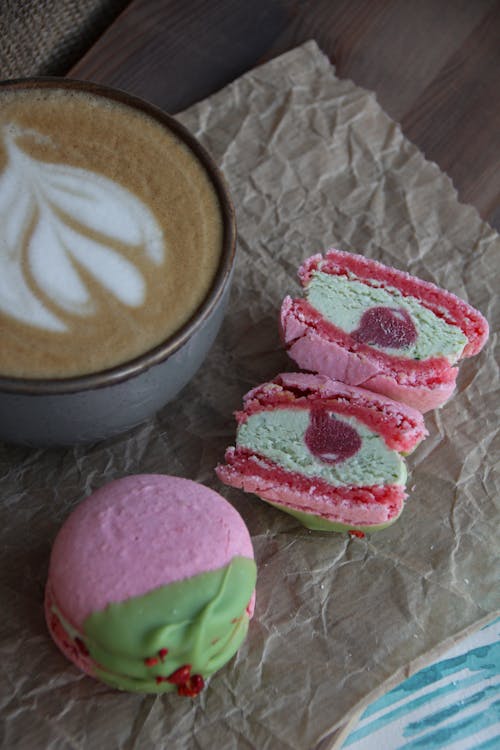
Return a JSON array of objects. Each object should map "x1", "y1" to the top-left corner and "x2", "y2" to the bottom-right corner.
[{"x1": 0, "y1": 79, "x2": 236, "y2": 444}]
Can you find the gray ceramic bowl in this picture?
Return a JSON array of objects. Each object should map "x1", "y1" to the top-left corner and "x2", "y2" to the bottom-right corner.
[{"x1": 0, "y1": 79, "x2": 236, "y2": 446}]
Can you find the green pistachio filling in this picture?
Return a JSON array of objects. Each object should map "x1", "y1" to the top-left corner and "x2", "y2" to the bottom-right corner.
[
  {"x1": 54, "y1": 557, "x2": 256, "y2": 693},
  {"x1": 306, "y1": 271, "x2": 467, "y2": 361},
  {"x1": 237, "y1": 408, "x2": 406, "y2": 487}
]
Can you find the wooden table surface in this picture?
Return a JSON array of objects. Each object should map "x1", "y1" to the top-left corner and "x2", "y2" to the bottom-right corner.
[{"x1": 70, "y1": 0, "x2": 500, "y2": 231}]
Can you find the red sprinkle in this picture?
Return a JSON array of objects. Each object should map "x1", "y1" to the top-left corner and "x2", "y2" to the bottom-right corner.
[
  {"x1": 166, "y1": 665, "x2": 191, "y2": 685},
  {"x1": 158, "y1": 648, "x2": 169, "y2": 661},
  {"x1": 155, "y1": 676, "x2": 168, "y2": 684},
  {"x1": 348, "y1": 529, "x2": 365, "y2": 538},
  {"x1": 144, "y1": 656, "x2": 159, "y2": 667},
  {"x1": 178, "y1": 674, "x2": 205, "y2": 697}
]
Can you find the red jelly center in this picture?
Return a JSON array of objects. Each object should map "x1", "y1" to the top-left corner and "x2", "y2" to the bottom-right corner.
[
  {"x1": 305, "y1": 409, "x2": 361, "y2": 463},
  {"x1": 178, "y1": 674, "x2": 205, "y2": 697},
  {"x1": 352, "y1": 306, "x2": 417, "y2": 348}
]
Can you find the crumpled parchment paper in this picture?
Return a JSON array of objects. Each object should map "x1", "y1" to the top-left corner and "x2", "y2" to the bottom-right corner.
[{"x1": 1, "y1": 41, "x2": 498, "y2": 750}]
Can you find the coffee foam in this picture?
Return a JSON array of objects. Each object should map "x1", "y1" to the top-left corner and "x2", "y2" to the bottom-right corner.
[
  {"x1": 0, "y1": 88, "x2": 223, "y2": 378},
  {"x1": 1, "y1": 123, "x2": 165, "y2": 330}
]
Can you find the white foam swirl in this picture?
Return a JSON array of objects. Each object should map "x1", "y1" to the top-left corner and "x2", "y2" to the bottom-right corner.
[{"x1": 0, "y1": 126, "x2": 165, "y2": 331}]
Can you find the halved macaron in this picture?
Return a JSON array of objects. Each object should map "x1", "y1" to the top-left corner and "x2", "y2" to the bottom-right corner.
[
  {"x1": 216, "y1": 373, "x2": 427, "y2": 533},
  {"x1": 280, "y1": 250, "x2": 489, "y2": 412}
]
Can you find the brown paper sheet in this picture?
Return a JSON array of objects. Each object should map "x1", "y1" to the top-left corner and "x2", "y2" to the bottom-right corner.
[{"x1": 1, "y1": 41, "x2": 499, "y2": 750}]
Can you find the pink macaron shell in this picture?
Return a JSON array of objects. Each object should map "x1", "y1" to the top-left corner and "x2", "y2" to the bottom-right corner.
[
  {"x1": 48, "y1": 475, "x2": 255, "y2": 628},
  {"x1": 241, "y1": 372, "x2": 427, "y2": 452},
  {"x1": 217, "y1": 455, "x2": 404, "y2": 527},
  {"x1": 275, "y1": 371, "x2": 426, "y2": 420},
  {"x1": 360, "y1": 373, "x2": 456, "y2": 413}
]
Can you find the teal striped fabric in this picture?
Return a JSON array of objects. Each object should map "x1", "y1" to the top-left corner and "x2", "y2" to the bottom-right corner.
[{"x1": 344, "y1": 619, "x2": 500, "y2": 749}]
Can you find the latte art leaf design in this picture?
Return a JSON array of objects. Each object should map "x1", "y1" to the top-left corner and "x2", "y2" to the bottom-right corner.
[{"x1": 0, "y1": 126, "x2": 165, "y2": 331}]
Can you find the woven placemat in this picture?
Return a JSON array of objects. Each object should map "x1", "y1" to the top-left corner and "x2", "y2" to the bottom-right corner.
[{"x1": 0, "y1": 0, "x2": 128, "y2": 79}]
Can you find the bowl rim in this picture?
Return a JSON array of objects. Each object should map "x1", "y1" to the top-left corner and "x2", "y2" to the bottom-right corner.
[{"x1": 0, "y1": 77, "x2": 236, "y2": 395}]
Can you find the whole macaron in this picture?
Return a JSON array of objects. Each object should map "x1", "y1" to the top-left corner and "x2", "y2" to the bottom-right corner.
[{"x1": 45, "y1": 475, "x2": 256, "y2": 695}]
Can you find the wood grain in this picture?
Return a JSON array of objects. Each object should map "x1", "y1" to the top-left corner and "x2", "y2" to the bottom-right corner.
[
  {"x1": 70, "y1": 0, "x2": 500, "y2": 229},
  {"x1": 401, "y1": 4, "x2": 500, "y2": 229}
]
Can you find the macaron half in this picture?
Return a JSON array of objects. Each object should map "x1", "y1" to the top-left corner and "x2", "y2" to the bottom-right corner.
[
  {"x1": 45, "y1": 474, "x2": 256, "y2": 695},
  {"x1": 280, "y1": 250, "x2": 489, "y2": 412},
  {"x1": 216, "y1": 373, "x2": 427, "y2": 532}
]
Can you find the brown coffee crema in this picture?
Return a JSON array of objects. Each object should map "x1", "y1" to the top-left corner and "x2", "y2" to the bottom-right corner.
[{"x1": 0, "y1": 87, "x2": 223, "y2": 379}]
